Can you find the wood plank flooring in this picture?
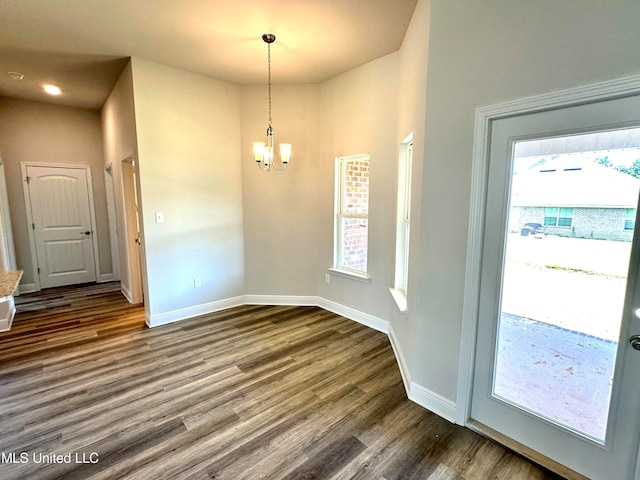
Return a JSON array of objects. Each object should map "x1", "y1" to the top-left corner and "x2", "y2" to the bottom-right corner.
[{"x1": 0, "y1": 284, "x2": 564, "y2": 479}]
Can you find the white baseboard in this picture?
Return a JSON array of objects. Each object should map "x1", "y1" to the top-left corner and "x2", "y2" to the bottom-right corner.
[
  {"x1": 317, "y1": 297, "x2": 389, "y2": 334},
  {"x1": 146, "y1": 296, "x2": 245, "y2": 328},
  {"x1": 409, "y1": 382, "x2": 457, "y2": 424},
  {"x1": 99, "y1": 273, "x2": 115, "y2": 283},
  {"x1": 242, "y1": 295, "x2": 390, "y2": 334},
  {"x1": 244, "y1": 295, "x2": 319, "y2": 306},
  {"x1": 17, "y1": 283, "x2": 37, "y2": 295},
  {"x1": 17, "y1": 278, "x2": 117, "y2": 294},
  {"x1": 120, "y1": 284, "x2": 133, "y2": 304},
  {"x1": 388, "y1": 324, "x2": 411, "y2": 395},
  {"x1": 388, "y1": 324, "x2": 457, "y2": 423},
  {"x1": 0, "y1": 297, "x2": 16, "y2": 332}
]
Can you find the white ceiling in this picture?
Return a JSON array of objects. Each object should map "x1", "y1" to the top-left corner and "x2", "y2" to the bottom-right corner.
[{"x1": 0, "y1": 0, "x2": 418, "y2": 110}]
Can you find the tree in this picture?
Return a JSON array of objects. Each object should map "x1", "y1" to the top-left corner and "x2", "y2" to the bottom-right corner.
[
  {"x1": 529, "y1": 154, "x2": 559, "y2": 170},
  {"x1": 595, "y1": 156, "x2": 613, "y2": 168},
  {"x1": 615, "y1": 158, "x2": 640, "y2": 179},
  {"x1": 595, "y1": 155, "x2": 640, "y2": 179}
]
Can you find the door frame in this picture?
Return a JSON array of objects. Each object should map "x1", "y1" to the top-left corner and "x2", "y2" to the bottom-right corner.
[
  {"x1": 120, "y1": 156, "x2": 143, "y2": 305},
  {"x1": 459, "y1": 73, "x2": 640, "y2": 477},
  {"x1": 0, "y1": 159, "x2": 17, "y2": 273},
  {"x1": 21, "y1": 162, "x2": 100, "y2": 292},
  {"x1": 104, "y1": 163, "x2": 121, "y2": 282}
]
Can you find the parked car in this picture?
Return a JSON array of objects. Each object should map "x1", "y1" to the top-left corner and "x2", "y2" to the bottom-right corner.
[{"x1": 520, "y1": 223, "x2": 546, "y2": 236}]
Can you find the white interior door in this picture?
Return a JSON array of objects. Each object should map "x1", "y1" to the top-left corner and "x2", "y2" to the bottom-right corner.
[
  {"x1": 24, "y1": 164, "x2": 97, "y2": 288},
  {"x1": 471, "y1": 94, "x2": 640, "y2": 479}
]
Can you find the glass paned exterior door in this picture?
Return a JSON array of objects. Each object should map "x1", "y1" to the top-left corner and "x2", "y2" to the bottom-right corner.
[{"x1": 471, "y1": 93, "x2": 640, "y2": 479}]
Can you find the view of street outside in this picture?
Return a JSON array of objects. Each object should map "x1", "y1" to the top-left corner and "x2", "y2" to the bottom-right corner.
[
  {"x1": 502, "y1": 235, "x2": 629, "y2": 341},
  {"x1": 496, "y1": 235, "x2": 626, "y2": 440},
  {"x1": 492, "y1": 138, "x2": 640, "y2": 442}
]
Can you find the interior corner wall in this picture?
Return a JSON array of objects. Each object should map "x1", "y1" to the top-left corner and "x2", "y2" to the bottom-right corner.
[
  {"x1": 129, "y1": 58, "x2": 245, "y2": 322},
  {"x1": 0, "y1": 97, "x2": 111, "y2": 288},
  {"x1": 389, "y1": 0, "x2": 431, "y2": 388},
  {"x1": 241, "y1": 84, "x2": 322, "y2": 297},
  {"x1": 316, "y1": 52, "x2": 400, "y2": 319},
  {"x1": 101, "y1": 60, "x2": 138, "y2": 298},
  {"x1": 414, "y1": 0, "x2": 640, "y2": 404}
]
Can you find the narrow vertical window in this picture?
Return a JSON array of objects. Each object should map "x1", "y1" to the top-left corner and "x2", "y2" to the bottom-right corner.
[
  {"x1": 333, "y1": 154, "x2": 370, "y2": 276},
  {"x1": 399, "y1": 141, "x2": 413, "y2": 293},
  {"x1": 390, "y1": 135, "x2": 413, "y2": 311}
]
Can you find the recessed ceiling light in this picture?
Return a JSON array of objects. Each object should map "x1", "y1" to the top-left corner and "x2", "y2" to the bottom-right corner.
[
  {"x1": 8, "y1": 72, "x2": 24, "y2": 81},
  {"x1": 43, "y1": 84, "x2": 62, "y2": 96}
]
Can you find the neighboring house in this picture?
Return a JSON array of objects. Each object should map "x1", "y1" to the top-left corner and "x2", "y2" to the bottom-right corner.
[{"x1": 510, "y1": 157, "x2": 640, "y2": 241}]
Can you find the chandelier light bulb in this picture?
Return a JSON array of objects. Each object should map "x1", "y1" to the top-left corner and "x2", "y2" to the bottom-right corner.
[
  {"x1": 253, "y1": 142, "x2": 265, "y2": 162},
  {"x1": 280, "y1": 144, "x2": 292, "y2": 164}
]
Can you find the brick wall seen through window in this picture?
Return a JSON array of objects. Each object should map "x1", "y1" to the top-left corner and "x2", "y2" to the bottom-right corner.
[{"x1": 336, "y1": 155, "x2": 370, "y2": 274}]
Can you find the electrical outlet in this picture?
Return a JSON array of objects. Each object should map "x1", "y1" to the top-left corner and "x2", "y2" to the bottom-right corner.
[
  {"x1": 325, "y1": 274, "x2": 331, "y2": 284},
  {"x1": 194, "y1": 277, "x2": 202, "y2": 288}
]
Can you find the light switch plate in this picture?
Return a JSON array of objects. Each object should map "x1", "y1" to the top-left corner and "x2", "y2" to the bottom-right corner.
[{"x1": 155, "y1": 212, "x2": 164, "y2": 223}]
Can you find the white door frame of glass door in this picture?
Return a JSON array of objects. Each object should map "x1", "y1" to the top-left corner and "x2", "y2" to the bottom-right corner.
[{"x1": 459, "y1": 72, "x2": 640, "y2": 479}]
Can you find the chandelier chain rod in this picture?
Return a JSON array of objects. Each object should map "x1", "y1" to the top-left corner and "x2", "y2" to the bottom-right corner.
[{"x1": 267, "y1": 41, "x2": 272, "y2": 129}]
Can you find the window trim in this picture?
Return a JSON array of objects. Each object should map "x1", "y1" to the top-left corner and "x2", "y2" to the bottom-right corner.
[
  {"x1": 332, "y1": 153, "x2": 371, "y2": 280},
  {"x1": 390, "y1": 135, "x2": 413, "y2": 312}
]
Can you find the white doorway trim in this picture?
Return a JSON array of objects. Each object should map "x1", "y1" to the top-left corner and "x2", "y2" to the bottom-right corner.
[
  {"x1": 121, "y1": 156, "x2": 143, "y2": 305},
  {"x1": 20, "y1": 162, "x2": 101, "y2": 292},
  {"x1": 104, "y1": 163, "x2": 121, "y2": 282},
  {"x1": 459, "y1": 73, "x2": 640, "y2": 477},
  {"x1": 0, "y1": 160, "x2": 17, "y2": 274}
]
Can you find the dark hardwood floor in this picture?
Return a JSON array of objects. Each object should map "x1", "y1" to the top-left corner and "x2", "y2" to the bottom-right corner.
[{"x1": 0, "y1": 283, "x2": 564, "y2": 479}]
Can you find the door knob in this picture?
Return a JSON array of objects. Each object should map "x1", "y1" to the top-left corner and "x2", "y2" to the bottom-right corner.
[
  {"x1": 630, "y1": 335, "x2": 640, "y2": 351},
  {"x1": 81, "y1": 231, "x2": 91, "y2": 236}
]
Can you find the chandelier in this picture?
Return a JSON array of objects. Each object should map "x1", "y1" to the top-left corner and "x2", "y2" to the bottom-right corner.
[{"x1": 253, "y1": 33, "x2": 291, "y2": 171}]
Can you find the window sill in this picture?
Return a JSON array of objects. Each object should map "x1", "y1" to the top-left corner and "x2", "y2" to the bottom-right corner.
[
  {"x1": 389, "y1": 288, "x2": 407, "y2": 313},
  {"x1": 328, "y1": 268, "x2": 371, "y2": 284}
]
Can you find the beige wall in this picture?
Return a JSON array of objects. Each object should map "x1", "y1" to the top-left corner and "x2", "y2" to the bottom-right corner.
[
  {"x1": 0, "y1": 97, "x2": 111, "y2": 287},
  {"x1": 316, "y1": 52, "x2": 400, "y2": 316},
  {"x1": 130, "y1": 58, "x2": 245, "y2": 322},
  {"x1": 390, "y1": 0, "x2": 431, "y2": 385},
  {"x1": 101, "y1": 61, "x2": 138, "y2": 298},
  {"x1": 241, "y1": 84, "x2": 322, "y2": 296}
]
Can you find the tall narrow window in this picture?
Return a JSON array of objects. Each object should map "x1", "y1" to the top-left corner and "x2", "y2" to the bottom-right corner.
[
  {"x1": 390, "y1": 136, "x2": 413, "y2": 311},
  {"x1": 333, "y1": 154, "x2": 370, "y2": 276}
]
